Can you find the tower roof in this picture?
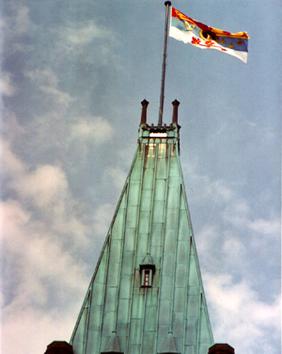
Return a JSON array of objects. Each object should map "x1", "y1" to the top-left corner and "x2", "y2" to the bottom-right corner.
[{"x1": 70, "y1": 102, "x2": 213, "y2": 354}]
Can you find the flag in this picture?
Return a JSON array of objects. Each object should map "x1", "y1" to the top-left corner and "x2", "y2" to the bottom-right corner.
[{"x1": 169, "y1": 7, "x2": 249, "y2": 63}]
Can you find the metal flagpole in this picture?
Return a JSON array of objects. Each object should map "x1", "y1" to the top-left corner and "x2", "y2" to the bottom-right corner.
[{"x1": 158, "y1": 1, "x2": 171, "y2": 126}]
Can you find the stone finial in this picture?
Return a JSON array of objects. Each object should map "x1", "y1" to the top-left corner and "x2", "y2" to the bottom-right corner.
[
  {"x1": 44, "y1": 341, "x2": 74, "y2": 354},
  {"x1": 140, "y1": 99, "x2": 149, "y2": 125},
  {"x1": 208, "y1": 343, "x2": 235, "y2": 354},
  {"x1": 172, "y1": 99, "x2": 180, "y2": 125}
]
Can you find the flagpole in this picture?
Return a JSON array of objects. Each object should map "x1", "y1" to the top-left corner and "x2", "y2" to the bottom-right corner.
[{"x1": 158, "y1": 1, "x2": 171, "y2": 126}]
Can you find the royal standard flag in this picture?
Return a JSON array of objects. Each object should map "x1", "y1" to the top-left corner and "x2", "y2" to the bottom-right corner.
[{"x1": 169, "y1": 7, "x2": 249, "y2": 63}]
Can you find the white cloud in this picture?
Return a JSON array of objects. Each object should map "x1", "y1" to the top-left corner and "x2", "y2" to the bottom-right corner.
[
  {"x1": 1, "y1": 138, "x2": 91, "y2": 247},
  {"x1": 105, "y1": 166, "x2": 127, "y2": 191},
  {"x1": 13, "y1": 164, "x2": 68, "y2": 208},
  {"x1": 1, "y1": 3, "x2": 32, "y2": 57},
  {"x1": 223, "y1": 198, "x2": 250, "y2": 228},
  {"x1": 1, "y1": 140, "x2": 26, "y2": 176},
  {"x1": 0, "y1": 72, "x2": 16, "y2": 97},
  {"x1": 222, "y1": 234, "x2": 245, "y2": 259},
  {"x1": 0, "y1": 199, "x2": 30, "y2": 240},
  {"x1": 52, "y1": 20, "x2": 118, "y2": 67},
  {"x1": 70, "y1": 116, "x2": 113, "y2": 144},
  {"x1": 11, "y1": 3, "x2": 30, "y2": 34},
  {"x1": 26, "y1": 68, "x2": 58, "y2": 87},
  {"x1": 185, "y1": 162, "x2": 235, "y2": 206},
  {"x1": 1, "y1": 111, "x2": 25, "y2": 142},
  {"x1": 188, "y1": 163, "x2": 280, "y2": 313},
  {"x1": 2, "y1": 3, "x2": 30, "y2": 37},
  {"x1": 1, "y1": 198, "x2": 89, "y2": 301},
  {"x1": 1, "y1": 158, "x2": 90, "y2": 354},
  {"x1": 248, "y1": 218, "x2": 280, "y2": 235},
  {"x1": 62, "y1": 22, "x2": 111, "y2": 46},
  {"x1": 187, "y1": 163, "x2": 280, "y2": 240},
  {"x1": 211, "y1": 179, "x2": 235, "y2": 202},
  {"x1": 2, "y1": 306, "x2": 79, "y2": 354},
  {"x1": 1, "y1": 199, "x2": 88, "y2": 290},
  {"x1": 93, "y1": 203, "x2": 115, "y2": 236},
  {"x1": 224, "y1": 200, "x2": 280, "y2": 239},
  {"x1": 196, "y1": 225, "x2": 219, "y2": 254},
  {"x1": 25, "y1": 69, "x2": 73, "y2": 110},
  {"x1": 1, "y1": 118, "x2": 117, "y2": 353},
  {"x1": 52, "y1": 215, "x2": 90, "y2": 244},
  {"x1": 205, "y1": 273, "x2": 281, "y2": 354}
]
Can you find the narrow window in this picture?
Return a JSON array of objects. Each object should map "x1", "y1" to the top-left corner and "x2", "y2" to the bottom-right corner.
[
  {"x1": 139, "y1": 253, "x2": 156, "y2": 289},
  {"x1": 141, "y1": 268, "x2": 153, "y2": 288},
  {"x1": 144, "y1": 270, "x2": 150, "y2": 286}
]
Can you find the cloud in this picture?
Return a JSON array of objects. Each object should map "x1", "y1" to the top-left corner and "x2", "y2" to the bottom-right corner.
[
  {"x1": 190, "y1": 166, "x2": 281, "y2": 348},
  {"x1": 0, "y1": 72, "x2": 16, "y2": 97},
  {"x1": 187, "y1": 162, "x2": 280, "y2": 311},
  {"x1": 1, "y1": 140, "x2": 26, "y2": 176},
  {"x1": 185, "y1": 162, "x2": 235, "y2": 206},
  {"x1": 70, "y1": 116, "x2": 113, "y2": 144},
  {"x1": 1, "y1": 198, "x2": 90, "y2": 297},
  {"x1": 196, "y1": 224, "x2": 219, "y2": 255},
  {"x1": 2, "y1": 111, "x2": 114, "y2": 179},
  {"x1": 205, "y1": 273, "x2": 281, "y2": 354},
  {"x1": 2, "y1": 140, "x2": 66, "y2": 210},
  {"x1": 25, "y1": 69, "x2": 73, "y2": 110},
  {"x1": 1, "y1": 142, "x2": 92, "y2": 354},
  {"x1": 2, "y1": 2, "x2": 30, "y2": 37},
  {"x1": 104, "y1": 166, "x2": 127, "y2": 191},
  {"x1": 93, "y1": 203, "x2": 115, "y2": 236},
  {"x1": 1, "y1": 138, "x2": 91, "y2": 246},
  {"x1": 12, "y1": 164, "x2": 68, "y2": 209},
  {"x1": 222, "y1": 234, "x2": 246, "y2": 259},
  {"x1": 186, "y1": 163, "x2": 279, "y2": 240},
  {"x1": 10, "y1": 3, "x2": 30, "y2": 35},
  {"x1": 52, "y1": 20, "x2": 118, "y2": 67},
  {"x1": 1, "y1": 199, "x2": 31, "y2": 241},
  {"x1": 248, "y1": 218, "x2": 280, "y2": 235},
  {"x1": 1, "y1": 2, "x2": 32, "y2": 56},
  {"x1": 62, "y1": 22, "x2": 112, "y2": 46},
  {"x1": 223, "y1": 198, "x2": 280, "y2": 238},
  {"x1": 1, "y1": 111, "x2": 25, "y2": 143},
  {"x1": 2, "y1": 302, "x2": 80, "y2": 354}
]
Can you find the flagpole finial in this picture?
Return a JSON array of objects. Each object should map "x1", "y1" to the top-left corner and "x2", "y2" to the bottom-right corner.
[{"x1": 164, "y1": 1, "x2": 171, "y2": 6}]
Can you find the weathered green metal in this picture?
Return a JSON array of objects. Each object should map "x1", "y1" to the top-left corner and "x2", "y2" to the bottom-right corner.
[
  {"x1": 70, "y1": 120, "x2": 214, "y2": 354},
  {"x1": 101, "y1": 332, "x2": 123, "y2": 354}
]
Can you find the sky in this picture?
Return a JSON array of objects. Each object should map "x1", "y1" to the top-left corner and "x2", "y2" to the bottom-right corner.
[{"x1": 1, "y1": 0, "x2": 281, "y2": 354}]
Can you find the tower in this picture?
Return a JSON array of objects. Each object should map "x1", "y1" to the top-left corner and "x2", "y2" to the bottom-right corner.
[
  {"x1": 42, "y1": 3, "x2": 251, "y2": 352},
  {"x1": 69, "y1": 100, "x2": 214, "y2": 354}
]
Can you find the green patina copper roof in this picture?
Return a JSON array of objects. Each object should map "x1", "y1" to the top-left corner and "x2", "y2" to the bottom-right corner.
[
  {"x1": 102, "y1": 332, "x2": 123, "y2": 354},
  {"x1": 70, "y1": 118, "x2": 214, "y2": 354}
]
